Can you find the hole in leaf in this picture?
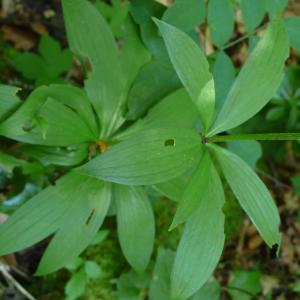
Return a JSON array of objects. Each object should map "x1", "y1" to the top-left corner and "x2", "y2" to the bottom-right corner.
[
  {"x1": 164, "y1": 139, "x2": 175, "y2": 147},
  {"x1": 86, "y1": 209, "x2": 95, "y2": 225}
]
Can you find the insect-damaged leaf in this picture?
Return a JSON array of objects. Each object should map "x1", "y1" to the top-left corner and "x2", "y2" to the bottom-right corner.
[
  {"x1": 62, "y1": 0, "x2": 126, "y2": 137},
  {"x1": 78, "y1": 129, "x2": 202, "y2": 185},
  {"x1": 0, "y1": 172, "x2": 111, "y2": 275},
  {"x1": 208, "y1": 18, "x2": 289, "y2": 136},
  {"x1": 115, "y1": 185, "x2": 155, "y2": 273},
  {"x1": 155, "y1": 19, "x2": 215, "y2": 131},
  {"x1": 171, "y1": 159, "x2": 225, "y2": 300},
  {"x1": 210, "y1": 145, "x2": 281, "y2": 248}
]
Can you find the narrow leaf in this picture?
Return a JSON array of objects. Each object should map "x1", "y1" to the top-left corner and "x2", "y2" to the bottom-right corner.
[
  {"x1": 170, "y1": 150, "x2": 211, "y2": 229},
  {"x1": 78, "y1": 129, "x2": 202, "y2": 185},
  {"x1": 155, "y1": 19, "x2": 215, "y2": 130},
  {"x1": 208, "y1": 19, "x2": 289, "y2": 136},
  {"x1": 115, "y1": 185, "x2": 155, "y2": 273},
  {"x1": 62, "y1": 0, "x2": 125, "y2": 137},
  {"x1": 171, "y1": 160, "x2": 225, "y2": 300},
  {"x1": 0, "y1": 85, "x2": 21, "y2": 122},
  {"x1": 210, "y1": 144, "x2": 281, "y2": 248},
  {"x1": 36, "y1": 177, "x2": 111, "y2": 275}
]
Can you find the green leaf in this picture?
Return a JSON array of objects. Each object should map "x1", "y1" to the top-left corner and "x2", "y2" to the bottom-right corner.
[
  {"x1": 118, "y1": 89, "x2": 198, "y2": 140},
  {"x1": 213, "y1": 51, "x2": 236, "y2": 116},
  {"x1": 229, "y1": 270, "x2": 262, "y2": 300},
  {"x1": 207, "y1": 0, "x2": 235, "y2": 48},
  {"x1": 65, "y1": 270, "x2": 87, "y2": 300},
  {"x1": 266, "y1": 0, "x2": 288, "y2": 19},
  {"x1": 170, "y1": 150, "x2": 211, "y2": 229},
  {"x1": 36, "y1": 176, "x2": 111, "y2": 275},
  {"x1": 84, "y1": 261, "x2": 102, "y2": 279},
  {"x1": 208, "y1": 19, "x2": 289, "y2": 136},
  {"x1": 19, "y1": 144, "x2": 89, "y2": 167},
  {"x1": 240, "y1": 0, "x2": 266, "y2": 32},
  {"x1": 285, "y1": 17, "x2": 300, "y2": 51},
  {"x1": 162, "y1": 0, "x2": 206, "y2": 32},
  {"x1": 115, "y1": 185, "x2": 155, "y2": 273},
  {"x1": 155, "y1": 19, "x2": 215, "y2": 131},
  {"x1": 191, "y1": 277, "x2": 221, "y2": 300},
  {"x1": 62, "y1": 0, "x2": 125, "y2": 137},
  {"x1": 149, "y1": 248, "x2": 175, "y2": 300},
  {"x1": 126, "y1": 59, "x2": 181, "y2": 120},
  {"x1": 0, "y1": 172, "x2": 110, "y2": 275},
  {"x1": 0, "y1": 85, "x2": 97, "y2": 146},
  {"x1": 227, "y1": 140, "x2": 262, "y2": 169},
  {"x1": 78, "y1": 129, "x2": 202, "y2": 185},
  {"x1": 210, "y1": 145, "x2": 281, "y2": 248},
  {"x1": 0, "y1": 85, "x2": 21, "y2": 122},
  {"x1": 291, "y1": 176, "x2": 300, "y2": 196},
  {"x1": 170, "y1": 159, "x2": 225, "y2": 300}
]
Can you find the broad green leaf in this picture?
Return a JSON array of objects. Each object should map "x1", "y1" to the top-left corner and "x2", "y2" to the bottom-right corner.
[
  {"x1": 115, "y1": 185, "x2": 155, "y2": 273},
  {"x1": 285, "y1": 17, "x2": 300, "y2": 51},
  {"x1": 78, "y1": 129, "x2": 202, "y2": 185},
  {"x1": 118, "y1": 89, "x2": 198, "y2": 140},
  {"x1": 149, "y1": 248, "x2": 175, "y2": 300},
  {"x1": 155, "y1": 19, "x2": 215, "y2": 130},
  {"x1": 171, "y1": 160, "x2": 225, "y2": 300},
  {"x1": 227, "y1": 140, "x2": 262, "y2": 169},
  {"x1": 65, "y1": 270, "x2": 87, "y2": 300},
  {"x1": 208, "y1": 19, "x2": 289, "y2": 136},
  {"x1": 207, "y1": 0, "x2": 235, "y2": 48},
  {"x1": 62, "y1": 0, "x2": 125, "y2": 137},
  {"x1": 126, "y1": 59, "x2": 181, "y2": 120},
  {"x1": 240, "y1": 0, "x2": 266, "y2": 32},
  {"x1": 0, "y1": 86, "x2": 97, "y2": 146},
  {"x1": 229, "y1": 270, "x2": 262, "y2": 300},
  {"x1": 0, "y1": 85, "x2": 21, "y2": 122},
  {"x1": 210, "y1": 145, "x2": 281, "y2": 248},
  {"x1": 213, "y1": 51, "x2": 236, "y2": 115},
  {"x1": 192, "y1": 277, "x2": 221, "y2": 300},
  {"x1": 170, "y1": 150, "x2": 211, "y2": 229},
  {"x1": 162, "y1": 0, "x2": 206, "y2": 32},
  {"x1": 19, "y1": 144, "x2": 88, "y2": 167},
  {"x1": 36, "y1": 176, "x2": 111, "y2": 275}
]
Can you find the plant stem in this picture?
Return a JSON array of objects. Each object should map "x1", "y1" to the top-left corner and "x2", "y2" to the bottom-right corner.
[{"x1": 209, "y1": 133, "x2": 300, "y2": 143}]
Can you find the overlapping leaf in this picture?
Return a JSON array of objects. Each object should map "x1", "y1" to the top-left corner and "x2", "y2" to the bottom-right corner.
[
  {"x1": 0, "y1": 85, "x2": 21, "y2": 122},
  {"x1": 208, "y1": 19, "x2": 289, "y2": 136}
]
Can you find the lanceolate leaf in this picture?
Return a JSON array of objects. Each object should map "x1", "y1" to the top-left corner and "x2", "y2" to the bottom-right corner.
[
  {"x1": 0, "y1": 85, "x2": 21, "y2": 122},
  {"x1": 155, "y1": 19, "x2": 215, "y2": 131},
  {"x1": 117, "y1": 89, "x2": 198, "y2": 140},
  {"x1": 208, "y1": 19, "x2": 289, "y2": 136},
  {"x1": 62, "y1": 0, "x2": 126, "y2": 137},
  {"x1": 115, "y1": 185, "x2": 155, "y2": 273},
  {"x1": 78, "y1": 129, "x2": 203, "y2": 185},
  {"x1": 210, "y1": 145, "x2": 281, "y2": 248},
  {"x1": 170, "y1": 150, "x2": 212, "y2": 230},
  {"x1": 171, "y1": 160, "x2": 225, "y2": 300},
  {"x1": 0, "y1": 86, "x2": 97, "y2": 146},
  {"x1": 37, "y1": 177, "x2": 111, "y2": 275}
]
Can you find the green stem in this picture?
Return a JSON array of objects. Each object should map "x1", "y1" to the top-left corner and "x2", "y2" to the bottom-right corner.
[{"x1": 209, "y1": 133, "x2": 300, "y2": 143}]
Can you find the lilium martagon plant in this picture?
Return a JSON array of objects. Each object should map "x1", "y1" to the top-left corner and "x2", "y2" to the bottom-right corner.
[{"x1": 0, "y1": 0, "x2": 298, "y2": 299}]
